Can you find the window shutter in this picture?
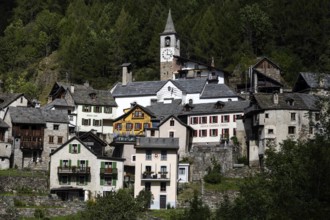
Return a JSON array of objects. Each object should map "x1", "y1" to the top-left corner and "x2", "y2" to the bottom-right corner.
[
  {"x1": 112, "y1": 162, "x2": 117, "y2": 169},
  {"x1": 69, "y1": 160, "x2": 71, "y2": 167},
  {"x1": 101, "y1": 161, "x2": 105, "y2": 168},
  {"x1": 112, "y1": 179, "x2": 117, "y2": 186},
  {"x1": 77, "y1": 160, "x2": 80, "y2": 167},
  {"x1": 86, "y1": 160, "x2": 89, "y2": 167},
  {"x1": 69, "y1": 144, "x2": 72, "y2": 153},
  {"x1": 78, "y1": 144, "x2": 81, "y2": 153},
  {"x1": 222, "y1": 129, "x2": 224, "y2": 136},
  {"x1": 215, "y1": 116, "x2": 218, "y2": 123},
  {"x1": 198, "y1": 130, "x2": 201, "y2": 137},
  {"x1": 209, "y1": 116, "x2": 212, "y2": 122},
  {"x1": 88, "y1": 119, "x2": 91, "y2": 125},
  {"x1": 100, "y1": 177, "x2": 104, "y2": 185},
  {"x1": 209, "y1": 130, "x2": 211, "y2": 136},
  {"x1": 190, "y1": 117, "x2": 192, "y2": 124},
  {"x1": 60, "y1": 160, "x2": 62, "y2": 167},
  {"x1": 68, "y1": 176, "x2": 71, "y2": 184},
  {"x1": 233, "y1": 115, "x2": 236, "y2": 122},
  {"x1": 216, "y1": 129, "x2": 218, "y2": 136},
  {"x1": 228, "y1": 115, "x2": 230, "y2": 122},
  {"x1": 221, "y1": 116, "x2": 223, "y2": 123}
]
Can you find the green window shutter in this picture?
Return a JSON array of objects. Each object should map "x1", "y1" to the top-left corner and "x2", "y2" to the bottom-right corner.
[
  {"x1": 77, "y1": 160, "x2": 80, "y2": 167},
  {"x1": 112, "y1": 179, "x2": 117, "y2": 186},
  {"x1": 69, "y1": 144, "x2": 72, "y2": 153},
  {"x1": 101, "y1": 161, "x2": 105, "y2": 168},
  {"x1": 86, "y1": 160, "x2": 89, "y2": 167},
  {"x1": 60, "y1": 160, "x2": 62, "y2": 167},
  {"x1": 78, "y1": 144, "x2": 81, "y2": 153},
  {"x1": 69, "y1": 160, "x2": 71, "y2": 167},
  {"x1": 112, "y1": 162, "x2": 117, "y2": 169},
  {"x1": 100, "y1": 177, "x2": 104, "y2": 185},
  {"x1": 68, "y1": 176, "x2": 71, "y2": 184}
]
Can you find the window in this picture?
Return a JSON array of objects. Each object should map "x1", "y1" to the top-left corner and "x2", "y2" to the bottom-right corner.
[
  {"x1": 268, "y1": 129, "x2": 274, "y2": 134},
  {"x1": 104, "y1": 176, "x2": 112, "y2": 186},
  {"x1": 179, "y1": 168, "x2": 185, "y2": 175},
  {"x1": 94, "y1": 106, "x2": 102, "y2": 113},
  {"x1": 191, "y1": 117, "x2": 199, "y2": 124},
  {"x1": 146, "y1": 150, "x2": 152, "y2": 160},
  {"x1": 160, "y1": 182, "x2": 166, "y2": 192},
  {"x1": 265, "y1": 113, "x2": 269, "y2": 118},
  {"x1": 93, "y1": 119, "x2": 102, "y2": 126},
  {"x1": 57, "y1": 136, "x2": 63, "y2": 144},
  {"x1": 20, "y1": 97, "x2": 23, "y2": 103},
  {"x1": 233, "y1": 128, "x2": 236, "y2": 136},
  {"x1": 115, "y1": 123, "x2": 122, "y2": 130},
  {"x1": 82, "y1": 119, "x2": 91, "y2": 126},
  {"x1": 53, "y1": 124, "x2": 59, "y2": 130},
  {"x1": 135, "y1": 123, "x2": 142, "y2": 130},
  {"x1": 200, "y1": 116, "x2": 207, "y2": 124},
  {"x1": 60, "y1": 176, "x2": 69, "y2": 185},
  {"x1": 199, "y1": 129, "x2": 207, "y2": 137},
  {"x1": 151, "y1": 130, "x2": 155, "y2": 136},
  {"x1": 104, "y1": 107, "x2": 112, "y2": 114},
  {"x1": 192, "y1": 130, "x2": 198, "y2": 137},
  {"x1": 126, "y1": 123, "x2": 133, "y2": 131},
  {"x1": 288, "y1": 126, "x2": 296, "y2": 134},
  {"x1": 160, "y1": 166, "x2": 167, "y2": 173},
  {"x1": 170, "y1": 120, "x2": 175, "y2": 126},
  {"x1": 309, "y1": 126, "x2": 313, "y2": 134},
  {"x1": 49, "y1": 136, "x2": 54, "y2": 144},
  {"x1": 291, "y1": 113, "x2": 296, "y2": 121},
  {"x1": 69, "y1": 115, "x2": 73, "y2": 121},
  {"x1": 169, "y1": 131, "x2": 174, "y2": 138},
  {"x1": 132, "y1": 111, "x2": 144, "y2": 118},
  {"x1": 161, "y1": 150, "x2": 167, "y2": 161},
  {"x1": 315, "y1": 113, "x2": 320, "y2": 121},
  {"x1": 82, "y1": 105, "x2": 91, "y2": 112},
  {"x1": 132, "y1": 155, "x2": 136, "y2": 162},
  {"x1": 77, "y1": 176, "x2": 87, "y2": 185},
  {"x1": 71, "y1": 144, "x2": 79, "y2": 153},
  {"x1": 145, "y1": 182, "x2": 151, "y2": 191},
  {"x1": 209, "y1": 116, "x2": 218, "y2": 123},
  {"x1": 62, "y1": 160, "x2": 69, "y2": 168},
  {"x1": 222, "y1": 115, "x2": 230, "y2": 123},
  {"x1": 209, "y1": 129, "x2": 218, "y2": 137},
  {"x1": 143, "y1": 123, "x2": 150, "y2": 129},
  {"x1": 222, "y1": 129, "x2": 229, "y2": 139}
]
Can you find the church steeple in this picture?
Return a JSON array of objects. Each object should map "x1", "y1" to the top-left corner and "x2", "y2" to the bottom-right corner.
[{"x1": 162, "y1": 9, "x2": 176, "y2": 34}]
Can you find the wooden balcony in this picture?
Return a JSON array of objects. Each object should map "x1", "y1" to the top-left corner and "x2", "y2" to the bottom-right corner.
[
  {"x1": 113, "y1": 135, "x2": 136, "y2": 144},
  {"x1": 20, "y1": 141, "x2": 43, "y2": 150},
  {"x1": 57, "y1": 166, "x2": 90, "y2": 175},
  {"x1": 100, "y1": 168, "x2": 118, "y2": 176},
  {"x1": 141, "y1": 172, "x2": 170, "y2": 182}
]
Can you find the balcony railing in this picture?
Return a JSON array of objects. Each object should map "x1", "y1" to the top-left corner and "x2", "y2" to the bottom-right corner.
[
  {"x1": 113, "y1": 135, "x2": 136, "y2": 143},
  {"x1": 141, "y1": 172, "x2": 170, "y2": 181},
  {"x1": 100, "y1": 168, "x2": 118, "y2": 175},
  {"x1": 20, "y1": 142, "x2": 43, "y2": 150},
  {"x1": 58, "y1": 166, "x2": 90, "y2": 174}
]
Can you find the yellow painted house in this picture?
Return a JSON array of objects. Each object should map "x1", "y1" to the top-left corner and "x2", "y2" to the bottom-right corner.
[{"x1": 113, "y1": 104, "x2": 156, "y2": 136}]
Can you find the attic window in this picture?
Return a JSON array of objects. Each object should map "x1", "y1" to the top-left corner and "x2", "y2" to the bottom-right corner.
[
  {"x1": 286, "y1": 98, "x2": 294, "y2": 106},
  {"x1": 168, "y1": 86, "x2": 171, "y2": 91},
  {"x1": 215, "y1": 101, "x2": 225, "y2": 109},
  {"x1": 89, "y1": 93, "x2": 97, "y2": 100}
]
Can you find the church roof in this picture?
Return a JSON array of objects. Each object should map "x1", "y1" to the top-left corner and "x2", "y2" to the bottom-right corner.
[
  {"x1": 200, "y1": 84, "x2": 237, "y2": 99},
  {"x1": 162, "y1": 9, "x2": 176, "y2": 35}
]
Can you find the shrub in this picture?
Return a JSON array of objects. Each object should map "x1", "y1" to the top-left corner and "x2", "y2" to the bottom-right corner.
[
  {"x1": 237, "y1": 156, "x2": 248, "y2": 165},
  {"x1": 204, "y1": 172, "x2": 222, "y2": 184},
  {"x1": 34, "y1": 208, "x2": 46, "y2": 219},
  {"x1": 13, "y1": 198, "x2": 25, "y2": 207}
]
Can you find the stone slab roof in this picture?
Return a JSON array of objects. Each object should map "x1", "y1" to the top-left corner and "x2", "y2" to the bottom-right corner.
[
  {"x1": 172, "y1": 78, "x2": 206, "y2": 93},
  {"x1": 112, "y1": 81, "x2": 166, "y2": 97},
  {"x1": 200, "y1": 84, "x2": 237, "y2": 98},
  {"x1": 43, "y1": 98, "x2": 74, "y2": 110},
  {"x1": 135, "y1": 137, "x2": 179, "y2": 149},
  {"x1": 0, "y1": 93, "x2": 25, "y2": 109},
  {"x1": 9, "y1": 107, "x2": 68, "y2": 124},
  {"x1": 300, "y1": 72, "x2": 330, "y2": 89},
  {"x1": 146, "y1": 99, "x2": 183, "y2": 120},
  {"x1": 252, "y1": 93, "x2": 319, "y2": 111},
  {"x1": 70, "y1": 87, "x2": 117, "y2": 106}
]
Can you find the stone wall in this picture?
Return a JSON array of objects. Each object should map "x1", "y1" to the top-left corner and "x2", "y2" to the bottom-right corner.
[
  {"x1": 189, "y1": 145, "x2": 233, "y2": 182},
  {"x1": 0, "y1": 174, "x2": 49, "y2": 193}
]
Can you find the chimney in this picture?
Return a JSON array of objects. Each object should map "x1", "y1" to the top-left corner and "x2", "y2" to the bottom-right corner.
[
  {"x1": 122, "y1": 63, "x2": 132, "y2": 86},
  {"x1": 70, "y1": 85, "x2": 74, "y2": 93},
  {"x1": 273, "y1": 91, "x2": 279, "y2": 105},
  {"x1": 211, "y1": 57, "x2": 215, "y2": 67}
]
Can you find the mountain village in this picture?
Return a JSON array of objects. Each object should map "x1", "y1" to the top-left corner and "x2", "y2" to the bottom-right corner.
[{"x1": 0, "y1": 10, "x2": 327, "y2": 211}]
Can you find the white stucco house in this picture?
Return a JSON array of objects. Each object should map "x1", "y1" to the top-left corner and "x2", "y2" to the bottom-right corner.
[
  {"x1": 50, "y1": 136, "x2": 125, "y2": 201},
  {"x1": 134, "y1": 137, "x2": 179, "y2": 209}
]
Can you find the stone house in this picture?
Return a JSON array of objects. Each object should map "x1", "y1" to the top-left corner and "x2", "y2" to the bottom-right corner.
[
  {"x1": 0, "y1": 93, "x2": 29, "y2": 119},
  {"x1": 4, "y1": 107, "x2": 69, "y2": 170},
  {"x1": 134, "y1": 137, "x2": 179, "y2": 209},
  {"x1": 50, "y1": 136, "x2": 125, "y2": 201},
  {"x1": 292, "y1": 72, "x2": 330, "y2": 96},
  {"x1": 244, "y1": 92, "x2": 320, "y2": 166},
  {"x1": 0, "y1": 119, "x2": 11, "y2": 169}
]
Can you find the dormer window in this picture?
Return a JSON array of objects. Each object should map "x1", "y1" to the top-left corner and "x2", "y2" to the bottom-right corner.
[
  {"x1": 215, "y1": 101, "x2": 225, "y2": 109},
  {"x1": 89, "y1": 92, "x2": 97, "y2": 100},
  {"x1": 183, "y1": 104, "x2": 193, "y2": 111},
  {"x1": 286, "y1": 98, "x2": 294, "y2": 106}
]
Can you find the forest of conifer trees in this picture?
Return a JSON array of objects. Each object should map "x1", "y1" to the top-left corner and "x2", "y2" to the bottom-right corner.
[{"x1": 0, "y1": 0, "x2": 329, "y2": 100}]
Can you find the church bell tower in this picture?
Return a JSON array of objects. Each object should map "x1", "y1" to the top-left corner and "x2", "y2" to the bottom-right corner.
[{"x1": 160, "y1": 10, "x2": 180, "y2": 81}]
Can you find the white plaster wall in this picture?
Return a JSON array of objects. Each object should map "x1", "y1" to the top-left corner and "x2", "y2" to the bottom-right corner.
[
  {"x1": 114, "y1": 96, "x2": 156, "y2": 116},
  {"x1": 157, "y1": 81, "x2": 183, "y2": 102},
  {"x1": 134, "y1": 148, "x2": 177, "y2": 209},
  {"x1": 0, "y1": 96, "x2": 28, "y2": 119}
]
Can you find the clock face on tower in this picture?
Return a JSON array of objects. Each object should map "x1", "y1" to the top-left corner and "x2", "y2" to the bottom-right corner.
[{"x1": 161, "y1": 48, "x2": 174, "y2": 61}]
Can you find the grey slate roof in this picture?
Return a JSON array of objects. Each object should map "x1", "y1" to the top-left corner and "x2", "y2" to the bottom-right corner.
[
  {"x1": 70, "y1": 87, "x2": 117, "y2": 106},
  {"x1": 172, "y1": 79, "x2": 206, "y2": 93},
  {"x1": 43, "y1": 99, "x2": 73, "y2": 110},
  {"x1": 299, "y1": 72, "x2": 330, "y2": 89},
  {"x1": 9, "y1": 107, "x2": 68, "y2": 124},
  {"x1": 0, "y1": 93, "x2": 25, "y2": 109},
  {"x1": 146, "y1": 99, "x2": 183, "y2": 120},
  {"x1": 135, "y1": 137, "x2": 179, "y2": 149},
  {"x1": 200, "y1": 84, "x2": 237, "y2": 98},
  {"x1": 112, "y1": 81, "x2": 166, "y2": 97},
  {"x1": 251, "y1": 93, "x2": 319, "y2": 111},
  {"x1": 162, "y1": 9, "x2": 176, "y2": 34},
  {"x1": 180, "y1": 100, "x2": 251, "y2": 116},
  {"x1": 0, "y1": 119, "x2": 9, "y2": 128}
]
